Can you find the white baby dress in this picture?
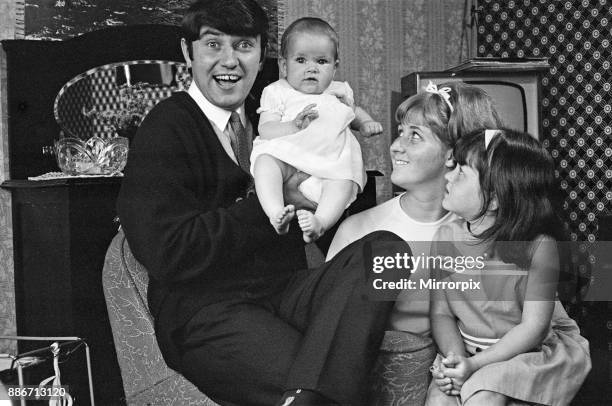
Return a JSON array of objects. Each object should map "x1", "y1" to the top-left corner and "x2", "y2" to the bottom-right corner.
[{"x1": 250, "y1": 79, "x2": 366, "y2": 203}]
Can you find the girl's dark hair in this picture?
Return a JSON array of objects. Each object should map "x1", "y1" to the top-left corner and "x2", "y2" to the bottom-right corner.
[
  {"x1": 453, "y1": 128, "x2": 565, "y2": 267},
  {"x1": 280, "y1": 17, "x2": 339, "y2": 59},
  {"x1": 181, "y1": 0, "x2": 269, "y2": 59},
  {"x1": 395, "y1": 81, "x2": 503, "y2": 147}
]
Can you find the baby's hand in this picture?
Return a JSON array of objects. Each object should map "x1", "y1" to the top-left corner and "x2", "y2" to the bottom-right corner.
[
  {"x1": 294, "y1": 103, "x2": 319, "y2": 130},
  {"x1": 359, "y1": 120, "x2": 383, "y2": 137}
]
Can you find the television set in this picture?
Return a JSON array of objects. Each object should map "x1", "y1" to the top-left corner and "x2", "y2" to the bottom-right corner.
[{"x1": 399, "y1": 60, "x2": 550, "y2": 140}]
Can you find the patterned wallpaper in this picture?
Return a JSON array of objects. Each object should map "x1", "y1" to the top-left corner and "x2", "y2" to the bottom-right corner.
[
  {"x1": 477, "y1": 0, "x2": 611, "y2": 245},
  {"x1": 476, "y1": 0, "x2": 611, "y2": 309},
  {"x1": 280, "y1": 0, "x2": 467, "y2": 199}
]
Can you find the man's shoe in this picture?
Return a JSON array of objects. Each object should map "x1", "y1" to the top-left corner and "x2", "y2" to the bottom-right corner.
[{"x1": 277, "y1": 389, "x2": 338, "y2": 406}]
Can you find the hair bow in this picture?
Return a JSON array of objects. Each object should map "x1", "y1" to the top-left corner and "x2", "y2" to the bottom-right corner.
[
  {"x1": 425, "y1": 81, "x2": 453, "y2": 112},
  {"x1": 484, "y1": 129, "x2": 501, "y2": 149}
]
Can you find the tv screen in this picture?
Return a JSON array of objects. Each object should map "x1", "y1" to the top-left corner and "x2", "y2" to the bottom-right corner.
[
  {"x1": 400, "y1": 71, "x2": 542, "y2": 140},
  {"x1": 464, "y1": 81, "x2": 526, "y2": 133}
]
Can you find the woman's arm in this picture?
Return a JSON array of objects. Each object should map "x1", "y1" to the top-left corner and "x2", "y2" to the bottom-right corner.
[{"x1": 258, "y1": 104, "x2": 318, "y2": 139}]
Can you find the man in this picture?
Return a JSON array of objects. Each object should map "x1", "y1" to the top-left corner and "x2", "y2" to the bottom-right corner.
[{"x1": 116, "y1": 1, "x2": 407, "y2": 405}]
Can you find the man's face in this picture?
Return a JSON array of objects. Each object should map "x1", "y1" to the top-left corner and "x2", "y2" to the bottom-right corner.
[{"x1": 182, "y1": 26, "x2": 263, "y2": 111}]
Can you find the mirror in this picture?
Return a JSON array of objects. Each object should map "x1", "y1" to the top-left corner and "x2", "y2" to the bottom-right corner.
[{"x1": 54, "y1": 60, "x2": 191, "y2": 142}]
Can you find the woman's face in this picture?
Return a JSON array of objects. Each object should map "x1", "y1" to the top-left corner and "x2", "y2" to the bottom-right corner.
[{"x1": 390, "y1": 111, "x2": 451, "y2": 191}]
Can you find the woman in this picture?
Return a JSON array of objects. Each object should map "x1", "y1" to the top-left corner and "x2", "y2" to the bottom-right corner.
[{"x1": 327, "y1": 81, "x2": 503, "y2": 404}]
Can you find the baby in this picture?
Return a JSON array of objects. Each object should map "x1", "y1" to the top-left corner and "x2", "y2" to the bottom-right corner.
[{"x1": 251, "y1": 17, "x2": 382, "y2": 242}]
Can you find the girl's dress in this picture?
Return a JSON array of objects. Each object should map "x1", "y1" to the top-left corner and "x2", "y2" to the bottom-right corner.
[
  {"x1": 431, "y1": 220, "x2": 591, "y2": 406},
  {"x1": 250, "y1": 78, "x2": 366, "y2": 203}
]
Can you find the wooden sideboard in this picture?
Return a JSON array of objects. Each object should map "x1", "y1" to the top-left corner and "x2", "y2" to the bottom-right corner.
[{"x1": 2, "y1": 177, "x2": 125, "y2": 405}]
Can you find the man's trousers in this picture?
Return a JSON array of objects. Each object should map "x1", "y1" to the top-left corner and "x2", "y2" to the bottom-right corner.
[{"x1": 175, "y1": 231, "x2": 410, "y2": 406}]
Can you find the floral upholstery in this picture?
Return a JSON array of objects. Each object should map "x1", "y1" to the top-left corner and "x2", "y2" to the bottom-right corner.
[
  {"x1": 369, "y1": 330, "x2": 435, "y2": 406},
  {"x1": 102, "y1": 229, "x2": 432, "y2": 405},
  {"x1": 102, "y1": 229, "x2": 218, "y2": 405}
]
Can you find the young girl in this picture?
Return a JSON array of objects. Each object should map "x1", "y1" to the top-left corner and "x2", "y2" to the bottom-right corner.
[
  {"x1": 328, "y1": 81, "x2": 503, "y2": 405},
  {"x1": 426, "y1": 129, "x2": 591, "y2": 405},
  {"x1": 251, "y1": 17, "x2": 382, "y2": 242}
]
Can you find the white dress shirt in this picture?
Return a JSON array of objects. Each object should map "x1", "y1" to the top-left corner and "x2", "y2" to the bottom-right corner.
[{"x1": 187, "y1": 83, "x2": 249, "y2": 165}]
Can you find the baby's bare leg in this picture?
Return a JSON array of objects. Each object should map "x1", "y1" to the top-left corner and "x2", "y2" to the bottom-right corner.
[
  {"x1": 297, "y1": 179, "x2": 356, "y2": 243},
  {"x1": 253, "y1": 154, "x2": 295, "y2": 234}
]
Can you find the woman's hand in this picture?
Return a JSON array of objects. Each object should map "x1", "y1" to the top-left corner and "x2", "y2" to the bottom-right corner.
[{"x1": 293, "y1": 104, "x2": 319, "y2": 130}]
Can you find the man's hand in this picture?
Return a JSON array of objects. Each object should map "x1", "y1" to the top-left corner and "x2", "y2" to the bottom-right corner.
[
  {"x1": 283, "y1": 171, "x2": 317, "y2": 211},
  {"x1": 293, "y1": 104, "x2": 319, "y2": 130},
  {"x1": 359, "y1": 120, "x2": 383, "y2": 137}
]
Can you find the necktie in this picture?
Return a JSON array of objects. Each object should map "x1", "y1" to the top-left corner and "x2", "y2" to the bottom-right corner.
[{"x1": 228, "y1": 111, "x2": 252, "y2": 174}]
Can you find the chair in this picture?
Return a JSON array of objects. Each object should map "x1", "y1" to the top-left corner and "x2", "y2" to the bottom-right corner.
[
  {"x1": 102, "y1": 229, "x2": 218, "y2": 405},
  {"x1": 102, "y1": 229, "x2": 433, "y2": 405}
]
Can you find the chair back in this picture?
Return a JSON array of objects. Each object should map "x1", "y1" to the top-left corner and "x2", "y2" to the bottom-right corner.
[{"x1": 102, "y1": 229, "x2": 216, "y2": 405}]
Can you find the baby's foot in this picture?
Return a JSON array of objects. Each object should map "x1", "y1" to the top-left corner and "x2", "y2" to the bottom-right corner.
[
  {"x1": 271, "y1": 205, "x2": 295, "y2": 235},
  {"x1": 297, "y1": 209, "x2": 326, "y2": 243}
]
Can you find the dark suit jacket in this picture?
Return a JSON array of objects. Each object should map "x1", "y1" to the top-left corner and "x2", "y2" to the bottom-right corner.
[{"x1": 116, "y1": 92, "x2": 307, "y2": 368}]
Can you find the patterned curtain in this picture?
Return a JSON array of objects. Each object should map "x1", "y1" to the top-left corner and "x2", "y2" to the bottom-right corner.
[{"x1": 279, "y1": 0, "x2": 467, "y2": 199}]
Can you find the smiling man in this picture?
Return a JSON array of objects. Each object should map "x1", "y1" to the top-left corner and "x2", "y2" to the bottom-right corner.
[{"x1": 116, "y1": 1, "x2": 406, "y2": 405}]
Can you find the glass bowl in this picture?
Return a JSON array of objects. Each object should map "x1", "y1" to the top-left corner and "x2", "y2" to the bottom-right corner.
[{"x1": 54, "y1": 136, "x2": 129, "y2": 175}]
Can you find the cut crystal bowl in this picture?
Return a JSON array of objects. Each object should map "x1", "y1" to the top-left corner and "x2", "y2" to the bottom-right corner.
[{"x1": 54, "y1": 136, "x2": 128, "y2": 175}]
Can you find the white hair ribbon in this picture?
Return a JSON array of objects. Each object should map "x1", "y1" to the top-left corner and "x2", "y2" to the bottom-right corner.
[
  {"x1": 484, "y1": 129, "x2": 500, "y2": 149},
  {"x1": 425, "y1": 81, "x2": 454, "y2": 112}
]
